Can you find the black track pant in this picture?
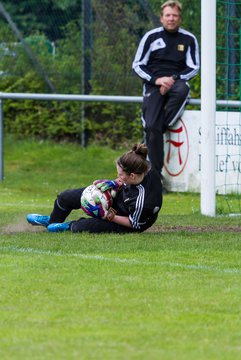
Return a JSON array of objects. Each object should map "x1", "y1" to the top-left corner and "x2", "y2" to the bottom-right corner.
[
  {"x1": 142, "y1": 80, "x2": 190, "y2": 173},
  {"x1": 49, "y1": 188, "x2": 136, "y2": 233}
]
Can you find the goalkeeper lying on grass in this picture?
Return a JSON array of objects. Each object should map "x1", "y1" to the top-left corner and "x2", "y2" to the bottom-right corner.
[{"x1": 27, "y1": 143, "x2": 163, "y2": 233}]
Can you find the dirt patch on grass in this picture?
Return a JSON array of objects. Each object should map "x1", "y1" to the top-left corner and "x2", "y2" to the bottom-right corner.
[
  {"x1": 1, "y1": 221, "x2": 241, "y2": 235},
  {"x1": 1, "y1": 220, "x2": 45, "y2": 234},
  {"x1": 148, "y1": 225, "x2": 241, "y2": 233}
]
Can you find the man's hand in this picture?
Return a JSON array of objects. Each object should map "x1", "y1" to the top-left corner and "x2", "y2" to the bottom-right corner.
[
  {"x1": 155, "y1": 76, "x2": 176, "y2": 95},
  {"x1": 93, "y1": 179, "x2": 123, "y2": 192},
  {"x1": 160, "y1": 86, "x2": 169, "y2": 95}
]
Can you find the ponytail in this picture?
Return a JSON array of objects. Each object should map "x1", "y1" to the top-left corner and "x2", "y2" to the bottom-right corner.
[{"x1": 117, "y1": 144, "x2": 150, "y2": 175}]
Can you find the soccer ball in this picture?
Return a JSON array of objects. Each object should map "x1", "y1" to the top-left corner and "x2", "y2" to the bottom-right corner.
[{"x1": 81, "y1": 184, "x2": 114, "y2": 218}]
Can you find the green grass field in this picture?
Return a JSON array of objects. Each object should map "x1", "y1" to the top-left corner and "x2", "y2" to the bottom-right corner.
[{"x1": 1, "y1": 136, "x2": 241, "y2": 360}]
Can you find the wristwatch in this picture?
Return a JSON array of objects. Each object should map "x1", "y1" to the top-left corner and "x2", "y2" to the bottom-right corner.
[{"x1": 172, "y1": 74, "x2": 179, "y2": 80}]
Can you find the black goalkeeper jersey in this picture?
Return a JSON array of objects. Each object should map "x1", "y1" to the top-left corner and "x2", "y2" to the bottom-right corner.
[
  {"x1": 132, "y1": 26, "x2": 200, "y2": 85},
  {"x1": 113, "y1": 168, "x2": 162, "y2": 232}
]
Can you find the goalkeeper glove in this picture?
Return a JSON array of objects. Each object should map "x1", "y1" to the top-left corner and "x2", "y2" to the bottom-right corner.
[
  {"x1": 104, "y1": 207, "x2": 117, "y2": 221},
  {"x1": 93, "y1": 179, "x2": 123, "y2": 192},
  {"x1": 82, "y1": 201, "x2": 117, "y2": 221}
]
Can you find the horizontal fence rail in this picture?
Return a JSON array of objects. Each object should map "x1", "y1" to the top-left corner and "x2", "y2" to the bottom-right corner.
[
  {"x1": 0, "y1": 92, "x2": 241, "y2": 107},
  {"x1": 0, "y1": 92, "x2": 241, "y2": 181}
]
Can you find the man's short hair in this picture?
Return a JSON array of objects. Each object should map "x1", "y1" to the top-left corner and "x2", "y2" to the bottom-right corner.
[{"x1": 161, "y1": 0, "x2": 182, "y2": 16}]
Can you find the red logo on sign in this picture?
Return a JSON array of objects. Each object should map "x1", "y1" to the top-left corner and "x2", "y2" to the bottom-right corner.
[{"x1": 164, "y1": 119, "x2": 189, "y2": 176}]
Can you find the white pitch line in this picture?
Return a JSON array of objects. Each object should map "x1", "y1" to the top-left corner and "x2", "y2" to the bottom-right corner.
[{"x1": 0, "y1": 246, "x2": 241, "y2": 274}]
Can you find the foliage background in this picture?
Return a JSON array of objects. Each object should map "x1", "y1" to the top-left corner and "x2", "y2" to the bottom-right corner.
[
  {"x1": 0, "y1": 0, "x2": 201, "y2": 146},
  {"x1": 0, "y1": 1, "x2": 239, "y2": 146}
]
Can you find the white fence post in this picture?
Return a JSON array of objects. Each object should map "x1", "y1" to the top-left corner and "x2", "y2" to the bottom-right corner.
[{"x1": 201, "y1": 0, "x2": 216, "y2": 216}]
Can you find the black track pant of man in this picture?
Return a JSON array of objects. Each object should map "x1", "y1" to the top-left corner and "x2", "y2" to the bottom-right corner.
[
  {"x1": 49, "y1": 188, "x2": 136, "y2": 233},
  {"x1": 142, "y1": 80, "x2": 190, "y2": 174}
]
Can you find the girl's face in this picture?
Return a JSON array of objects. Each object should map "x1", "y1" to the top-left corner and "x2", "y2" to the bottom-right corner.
[
  {"x1": 116, "y1": 164, "x2": 131, "y2": 184},
  {"x1": 116, "y1": 164, "x2": 144, "y2": 185}
]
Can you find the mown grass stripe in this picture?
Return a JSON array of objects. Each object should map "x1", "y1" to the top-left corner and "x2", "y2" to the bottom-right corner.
[{"x1": 1, "y1": 245, "x2": 240, "y2": 275}]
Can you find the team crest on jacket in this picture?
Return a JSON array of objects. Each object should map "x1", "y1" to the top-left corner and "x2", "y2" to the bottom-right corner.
[{"x1": 177, "y1": 44, "x2": 185, "y2": 51}]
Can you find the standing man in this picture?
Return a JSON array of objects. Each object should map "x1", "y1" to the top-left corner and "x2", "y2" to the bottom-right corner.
[{"x1": 132, "y1": 0, "x2": 200, "y2": 184}]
